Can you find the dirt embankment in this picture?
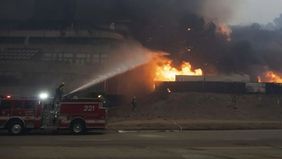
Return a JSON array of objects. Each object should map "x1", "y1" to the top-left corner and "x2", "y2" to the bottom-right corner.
[{"x1": 107, "y1": 92, "x2": 282, "y2": 130}]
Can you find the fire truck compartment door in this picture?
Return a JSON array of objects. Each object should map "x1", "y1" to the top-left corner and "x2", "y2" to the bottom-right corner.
[
  {"x1": 13, "y1": 101, "x2": 37, "y2": 128},
  {"x1": 0, "y1": 100, "x2": 13, "y2": 127}
]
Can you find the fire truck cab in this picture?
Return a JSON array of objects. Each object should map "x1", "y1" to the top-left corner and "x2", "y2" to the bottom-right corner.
[{"x1": 0, "y1": 97, "x2": 107, "y2": 135}]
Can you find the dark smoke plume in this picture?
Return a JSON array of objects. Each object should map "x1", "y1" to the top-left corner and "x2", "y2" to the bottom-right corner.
[
  {"x1": 121, "y1": 0, "x2": 282, "y2": 80},
  {"x1": 1, "y1": 0, "x2": 282, "y2": 79}
]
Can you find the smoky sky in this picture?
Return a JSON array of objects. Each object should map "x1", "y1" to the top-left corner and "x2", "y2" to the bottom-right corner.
[
  {"x1": 0, "y1": 0, "x2": 237, "y2": 21},
  {"x1": 232, "y1": 0, "x2": 282, "y2": 25}
]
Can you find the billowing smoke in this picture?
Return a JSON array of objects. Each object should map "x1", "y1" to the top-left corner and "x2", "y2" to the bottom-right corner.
[
  {"x1": 1, "y1": 0, "x2": 282, "y2": 83},
  {"x1": 231, "y1": 23, "x2": 282, "y2": 74},
  {"x1": 119, "y1": 0, "x2": 282, "y2": 80},
  {"x1": 182, "y1": 15, "x2": 282, "y2": 78}
]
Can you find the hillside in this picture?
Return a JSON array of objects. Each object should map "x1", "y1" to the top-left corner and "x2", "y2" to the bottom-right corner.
[{"x1": 108, "y1": 92, "x2": 282, "y2": 130}]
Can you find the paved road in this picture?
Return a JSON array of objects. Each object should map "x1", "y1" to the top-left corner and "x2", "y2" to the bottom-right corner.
[{"x1": 0, "y1": 130, "x2": 282, "y2": 159}]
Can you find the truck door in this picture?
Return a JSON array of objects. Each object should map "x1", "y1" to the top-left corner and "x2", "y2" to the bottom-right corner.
[
  {"x1": 22, "y1": 101, "x2": 37, "y2": 128},
  {"x1": 0, "y1": 100, "x2": 12, "y2": 128},
  {"x1": 34, "y1": 101, "x2": 44, "y2": 128}
]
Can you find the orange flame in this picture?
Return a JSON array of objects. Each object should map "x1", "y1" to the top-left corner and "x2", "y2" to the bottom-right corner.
[
  {"x1": 154, "y1": 59, "x2": 203, "y2": 81},
  {"x1": 259, "y1": 71, "x2": 282, "y2": 83},
  {"x1": 217, "y1": 23, "x2": 232, "y2": 42}
]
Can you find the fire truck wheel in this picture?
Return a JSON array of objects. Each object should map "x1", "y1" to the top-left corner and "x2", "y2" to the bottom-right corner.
[
  {"x1": 8, "y1": 121, "x2": 24, "y2": 135},
  {"x1": 71, "y1": 120, "x2": 85, "y2": 134}
]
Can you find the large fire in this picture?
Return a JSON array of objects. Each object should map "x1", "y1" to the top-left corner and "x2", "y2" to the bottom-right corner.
[
  {"x1": 258, "y1": 71, "x2": 282, "y2": 83},
  {"x1": 154, "y1": 59, "x2": 203, "y2": 81}
]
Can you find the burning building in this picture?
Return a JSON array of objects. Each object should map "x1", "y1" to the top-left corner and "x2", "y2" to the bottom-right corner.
[
  {"x1": 152, "y1": 55, "x2": 282, "y2": 95},
  {"x1": 1, "y1": 0, "x2": 282, "y2": 98}
]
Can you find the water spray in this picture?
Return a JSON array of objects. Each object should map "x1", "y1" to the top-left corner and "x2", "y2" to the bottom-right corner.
[{"x1": 67, "y1": 43, "x2": 154, "y2": 95}]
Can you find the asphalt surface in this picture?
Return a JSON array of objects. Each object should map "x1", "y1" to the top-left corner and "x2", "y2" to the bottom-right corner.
[{"x1": 0, "y1": 130, "x2": 282, "y2": 159}]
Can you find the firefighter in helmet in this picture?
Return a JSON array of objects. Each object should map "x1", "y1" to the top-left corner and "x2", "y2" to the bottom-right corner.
[
  {"x1": 98, "y1": 95, "x2": 105, "y2": 102},
  {"x1": 52, "y1": 82, "x2": 65, "y2": 124},
  {"x1": 54, "y1": 82, "x2": 65, "y2": 104},
  {"x1": 131, "y1": 96, "x2": 137, "y2": 111}
]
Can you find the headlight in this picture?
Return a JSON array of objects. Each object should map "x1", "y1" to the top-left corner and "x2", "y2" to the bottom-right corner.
[{"x1": 39, "y1": 92, "x2": 49, "y2": 100}]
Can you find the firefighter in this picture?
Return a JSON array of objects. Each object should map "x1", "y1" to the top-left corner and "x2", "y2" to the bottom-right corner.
[
  {"x1": 131, "y1": 96, "x2": 137, "y2": 111},
  {"x1": 52, "y1": 82, "x2": 65, "y2": 124},
  {"x1": 98, "y1": 95, "x2": 106, "y2": 104},
  {"x1": 54, "y1": 82, "x2": 65, "y2": 103},
  {"x1": 53, "y1": 82, "x2": 65, "y2": 111},
  {"x1": 98, "y1": 94, "x2": 111, "y2": 107}
]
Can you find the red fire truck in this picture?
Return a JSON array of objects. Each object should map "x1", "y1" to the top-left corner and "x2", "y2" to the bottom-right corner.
[{"x1": 0, "y1": 97, "x2": 107, "y2": 135}]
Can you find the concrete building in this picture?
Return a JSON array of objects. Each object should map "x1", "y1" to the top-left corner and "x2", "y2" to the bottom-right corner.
[{"x1": 0, "y1": 29, "x2": 124, "y2": 96}]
